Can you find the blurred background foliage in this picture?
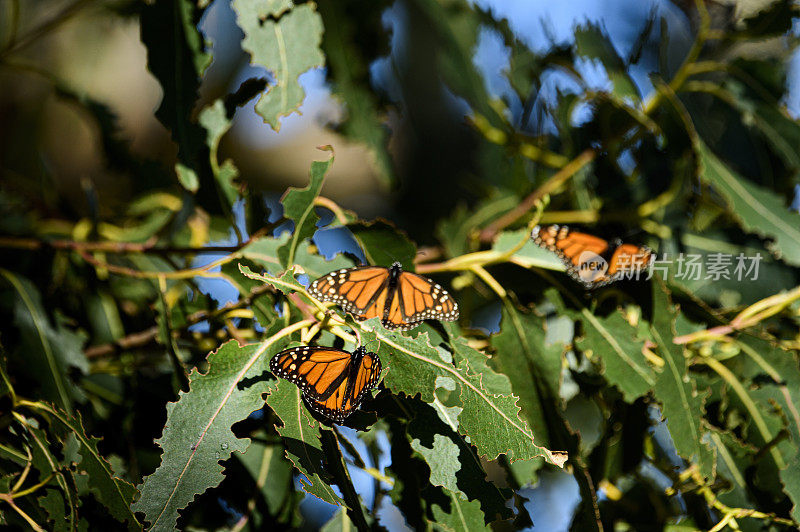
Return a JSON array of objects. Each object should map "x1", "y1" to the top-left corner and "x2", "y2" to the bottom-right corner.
[{"x1": 2, "y1": 0, "x2": 800, "y2": 530}]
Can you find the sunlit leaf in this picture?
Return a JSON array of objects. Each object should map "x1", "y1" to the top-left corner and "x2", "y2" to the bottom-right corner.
[
  {"x1": 277, "y1": 152, "x2": 334, "y2": 267},
  {"x1": 361, "y1": 319, "x2": 567, "y2": 467},
  {"x1": 133, "y1": 338, "x2": 288, "y2": 531},
  {"x1": 430, "y1": 488, "x2": 491, "y2": 532},
  {"x1": 232, "y1": 1, "x2": 325, "y2": 130}
]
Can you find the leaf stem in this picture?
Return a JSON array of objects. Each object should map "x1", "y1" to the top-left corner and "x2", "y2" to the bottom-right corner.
[
  {"x1": 0, "y1": 493, "x2": 45, "y2": 531},
  {"x1": 479, "y1": 148, "x2": 596, "y2": 242},
  {"x1": 693, "y1": 356, "x2": 785, "y2": 469}
]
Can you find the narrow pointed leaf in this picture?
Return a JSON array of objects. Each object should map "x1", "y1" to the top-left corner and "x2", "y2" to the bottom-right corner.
[
  {"x1": 695, "y1": 140, "x2": 800, "y2": 266},
  {"x1": 0, "y1": 270, "x2": 87, "y2": 413},
  {"x1": 277, "y1": 153, "x2": 334, "y2": 266},
  {"x1": 650, "y1": 281, "x2": 715, "y2": 478}
]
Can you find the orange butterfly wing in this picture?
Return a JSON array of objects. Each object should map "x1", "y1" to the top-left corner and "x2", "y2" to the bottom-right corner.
[
  {"x1": 310, "y1": 264, "x2": 459, "y2": 330},
  {"x1": 270, "y1": 346, "x2": 353, "y2": 400},
  {"x1": 382, "y1": 272, "x2": 459, "y2": 331},
  {"x1": 607, "y1": 243, "x2": 652, "y2": 276},
  {"x1": 302, "y1": 348, "x2": 382, "y2": 424},
  {"x1": 532, "y1": 225, "x2": 651, "y2": 287},
  {"x1": 309, "y1": 266, "x2": 390, "y2": 318}
]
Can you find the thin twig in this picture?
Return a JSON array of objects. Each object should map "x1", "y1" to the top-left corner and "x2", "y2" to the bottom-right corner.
[
  {"x1": 479, "y1": 148, "x2": 596, "y2": 242},
  {"x1": 85, "y1": 283, "x2": 275, "y2": 358}
]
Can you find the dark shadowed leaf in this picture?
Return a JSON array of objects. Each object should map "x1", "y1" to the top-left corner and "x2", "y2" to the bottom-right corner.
[
  {"x1": 349, "y1": 219, "x2": 417, "y2": 269},
  {"x1": 0, "y1": 270, "x2": 87, "y2": 413},
  {"x1": 265, "y1": 380, "x2": 344, "y2": 505},
  {"x1": 695, "y1": 140, "x2": 800, "y2": 266},
  {"x1": 650, "y1": 281, "x2": 715, "y2": 478}
]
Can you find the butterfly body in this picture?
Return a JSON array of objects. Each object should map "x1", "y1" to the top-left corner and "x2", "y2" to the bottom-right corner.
[
  {"x1": 309, "y1": 262, "x2": 458, "y2": 331},
  {"x1": 270, "y1": 345, "x2": 382, "y2": 424},
  {"x1": 532, "y1": 225, "x2": 652, "y2": 288}
]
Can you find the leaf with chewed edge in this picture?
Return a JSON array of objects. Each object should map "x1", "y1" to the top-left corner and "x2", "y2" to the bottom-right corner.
[
  {"x1": 133, "y1": 334, "x2": 292, "y2": 531},
  {"x1": 650, "y1": 280, "x2": 715, "y2": 479},
  {"x1": 31, "y1": 405, "x2": 137, "y2": 529},
  {"x1": 232, "y1": 1, "x2": 325, "y2": 130},
  {"x1": 695, "y1": 140, "x2": 800, "y2": 266},
  {"x1": 266, "y1": 380, "x2": 344, "y2": 505},
  {"x1": 277, "y1": 151, "x2": 334, "y2": 267},
  {"x1": 360, "y1": 319, "x2": 567, "y2": 468},
  {"x1": 431, "y1": 489, "x2": 492, "y2": 532}
]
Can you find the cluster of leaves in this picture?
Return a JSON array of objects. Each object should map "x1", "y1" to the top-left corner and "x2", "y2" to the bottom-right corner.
[{"x1": 1, "y1": 0, "x2": 800, "y2": 530}]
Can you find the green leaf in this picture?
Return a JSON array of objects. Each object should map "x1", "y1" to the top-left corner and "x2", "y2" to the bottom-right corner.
[
  {"x1": 430, "y1": 489, "x2": 491, "y2": 532},
  {"x1": 574, "y1": 23, "x2": 639, "y2": 101},
  {"x1": 277, "y1": 152, "x2": 334, "y2": 267},
  {"x1": 237, "y1": 441, "x2": 294, "y2": 515},
  {"x1": 199, "y1": 100, "x2": 240, "y2": 209},
  {"x1": 242, "y1": 233, "x2": 354, "y2": 280},
  {"x1": 492, "y1": 229, "x2": 565, "y2": 271},
  {"x1": 650, "y1": 281, "x2": 715, "y2": 478},
  {"x1": 239, "y1": 264, "x2": 306, "y2": 296},
  {"x1": 360, "y1": 319, "x2": 567, "y2": 467},
  {"x1": 437, "y1": 195, "x2": 519, "y2": 258},
  {"x1": 695, "y1": 140, "x2": 800, "y2": 266},
  {"x1": 349, "y1": 219, "x2": 417, "y2": 269},
  {"x1": 780, "y1": 454, "x2": 800, "y2": 522},
  {"x1": 39, "y1": 489, "x2": 69, "y2": 532},
  {"x1": 411, "y1": 0, "x2": 502, "y2": 124},
  {"x1": 737, "y1": 337, "x2": 800, "y2": 445},
  {"x1": 175, "y1": 164, "x2": 199, "y2": 193},
  {"x1": 489, "y1": 308, "x2": 559, "y2": 455},
  {"x1": 407, "y1": 400, "x2": 511, "y2": 523},
  {"x1": 43, "y1": 408, "x2": 140, "y2": 530},
  {"x1": 265, "y1": 379, "x2": 344, "y2": 505},
  {"x1": 220, "y1": 259, "x2": 278, "y2": 328},
  {"x1": 233, "y1": 1, "x2": 325, "y2": 130},
  {"x1": 26, "y1": 425, "x2": 78, "y2": 529},
  {"x1": 573, "y1": 309, "x2": 655, "y2": 402},
  {"x1": 0, "y1": 270, "x2": 87, "y2": 413},
  {"x1": 321, "y1": 507, "x2": 355, "y2": 532},
  {"x1": 133, "y1": 338, "x2": 288, "y2": 531},
  {"x1": 85, "y1": 291, "x2": 124, "y2": 344},
  {"x1": 140, "y1": 0, "x2": 215, "y2": 204}
]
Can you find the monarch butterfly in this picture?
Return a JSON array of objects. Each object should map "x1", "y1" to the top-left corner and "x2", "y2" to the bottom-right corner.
[
  {"x1": 531, "y1": 224, "x2": 652, "y2": 288},
  {"x1": 270, "y1": 345, "x2": 382, "y2": 423},
  {"x1": 308, "y1": 262, "x2": 459, "y2": 331}
]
